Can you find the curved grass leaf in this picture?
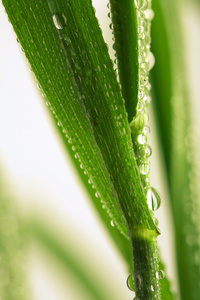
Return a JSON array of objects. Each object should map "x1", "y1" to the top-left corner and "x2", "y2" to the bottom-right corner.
[
  {"x1": 56, "y1": 126, "x2": 133, "y2": 270},
  {"x1": 30, "y1": 219, "x2": 111, "y2": 300},
  {"x1": 1, "y1": 0, "x2": 158, "y2": 239},
  {"x1": 151, "y1": 0, "x2": 200, "y2": 299}
]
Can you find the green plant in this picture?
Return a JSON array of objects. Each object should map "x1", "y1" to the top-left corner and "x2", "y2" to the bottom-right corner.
[{"x1": 0, "y1": 0, "x2": 199, "y2": 299}]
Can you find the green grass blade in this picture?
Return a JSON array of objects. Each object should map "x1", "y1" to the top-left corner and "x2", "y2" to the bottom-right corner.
[
  {"x1": 1, "y1": 0, "x2": 164, "y2": 297},
  {"x1": 151, "y1": 0, "x2": 172, "y2": 179},
  {"x1": 2, "y1": 0, "x2": 157, "y2": 237},
  {"x1": 31, "y1": 219, "x2": 112, "y2": 300},
  {"x1": 0, "y1": 176, "x2": 27, "y2": 299},
  {"x1": 56, "y1": 126, "x2": 133, "y2": 270},
  {"x1": 1, "y1": 0, "x2": 158, "y2": 238},
  {"x1": 108, "y1": 0, "x2": 138, "y2": 122},
  {"x1": 151, "y1": 0, "x2": 200, "y2": 299}
]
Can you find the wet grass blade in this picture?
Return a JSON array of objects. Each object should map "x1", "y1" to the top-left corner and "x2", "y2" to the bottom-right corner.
[
  {"x1": 2, "y1": 0, "x2": 157, "y2": 238},
  {"x1": 109, "y1": 0, "x2": 138, "y2": 122}
]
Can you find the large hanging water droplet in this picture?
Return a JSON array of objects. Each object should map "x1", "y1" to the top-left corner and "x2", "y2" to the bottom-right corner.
[
  {"x1": 147, "y1": 187, "x2": 161, "y2": 211},
  {"x1": 156, "y1": 270, "x2": 165, "y2": 279},
  {"x1": 149, "y1": 52, "x2": 155, "y2": 71},
  {"x1": 144, "y1": 9, "x2": 154, "y2": 21},
  {"x1": 52, "y1": 13, "x2": 67, "y2": 30},
  {"x1": 127, "y1": 273, "x2": 135, "y2": 291}
]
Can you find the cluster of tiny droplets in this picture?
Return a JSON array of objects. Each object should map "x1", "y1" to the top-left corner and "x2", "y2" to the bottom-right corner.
[
  {"x1": 106, "y1": 1, "x2": 161, "y2": 213},
  {"x1": 131, "y1": 0, "x2": 155, "y2": 194},
  {"x1": 106, "y1": 2, "x2": 120, "y2": 82}
]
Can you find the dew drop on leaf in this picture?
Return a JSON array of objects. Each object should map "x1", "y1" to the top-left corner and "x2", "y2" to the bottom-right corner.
[
  {"x1": 137, "y1": 101, "x2": 143, "y2": 112},
  {"x1": 153, "y1": 217, "x2": 159, "y2": 226},
  {"x1": 150, "y1": 284, "x2": 155, "y2": 292},
  {"x1": 110, "y1": 220, "x2": 115, "y2": 227},
  {"x1": 138, "y1": 134, "x2": 147, "y2": 145},
  {"x1": 52, "y1": 13, "x2": 67, "y2": 30},
  {"x1": 156, "y1": 270, "x2": 165, "y2": 279},
  {"x1": 95, "y1": 192, "x2": 100, "y2": 198},
  {"x1": 135, "y1": 0, "x2": 146, "y2": 9},
  {"x1": 147, "y1": 187, "x2": 161, "y2": 211},
  {"x1": 144, "y1": 9, "x2": 154, "y2": 21},
  {"x1": 149, "y1": 52, "x2": 155, "y2": 71},
  {"x1": 143, "y1": 125, "x2": 150, "y2": 135},
  {"x1": 140, "y1": 163, "x2": 150, "y2": 175},
  {"x1": 127, "y1": 273, "x2": 135, "y2": 291}
]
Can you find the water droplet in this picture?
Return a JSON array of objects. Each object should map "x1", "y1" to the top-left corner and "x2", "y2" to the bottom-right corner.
[
  {"x1": 156, "y1": 270, "x2": 165, "y2": 279},
  {"x1": 138, "y1": 90, "x2": 143, "y2": 99},
  {"x1": 127, "y1": 273, "x2": 135, "y2": 291},
  {"x1": 138, "y1": 26, "x2": 144, "y2": 34},
  {"x1": 153, "y1": 217, "x2": 159, "y2": 226},
  {"x1": 88, "y1": 179, "x2": 93, "y2": 185},
  {"x1": 150, "y1": 284, "x2": 155, "y2": 292},
  {"x1": 137, "y1": 101, "x2": 143, "y2": 112},
  {"x1": 143, "y1": 125, "x2": 150, "y2": 135},
  {"x1": 74, "y1": 153, "x2": 79, "y2": 159},
  {"x1": 140, "y1": 163, "x2": 150, "y2": 175},
  {"x1": 149, "y1": 52, "x2": 155, "y2": 71},
  {"x1": 110, "y1": 220, "x2": 115, "y2": 227},
  {"x1": 136, "y1": 274, "x2": 143, "y2": 290},
  {"x1": 138, "y1": 134, "x2": 147, "y2": 145},
  {"x1": 147, "y1": 83, "x2": 151, "y2": 91},
  {"x1": 135, "y1": 0, "x2": 146, "y2": 9},
  {"x1": 95, "y1": 192, "x2": 100, "y2": 198},
  {"x1": 109, "y1": 23, "x2": 113, "y2": 30},
  {"x1": 52, "y1": 13, "x2": 67, "y2": 30},
  {"x1": 147, "y1": 188, "x2": 161, "y2": 211},
  {"x1": 144, "y1": 9, "x2": 154, "y2": 21}
]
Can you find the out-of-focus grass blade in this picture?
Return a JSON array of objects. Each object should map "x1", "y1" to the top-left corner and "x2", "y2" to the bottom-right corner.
[
  {"x1": 0, "y1": 175, "x2": 28, "y2": 299},
  {"x1": 151, "y1": 0, "x2": 200, "y2": 299},
  {"x1": 151, "y1": 0, "x2": 172, "y2": 179},
  {"x1": 31, "y1": 219, "x2": 112, "y2": 300}
]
